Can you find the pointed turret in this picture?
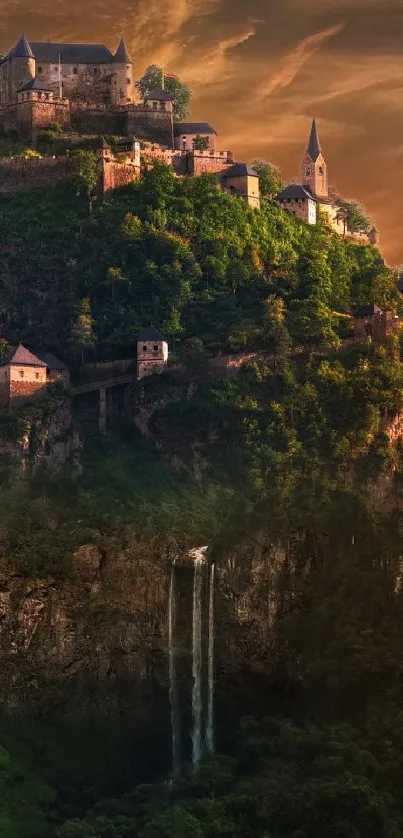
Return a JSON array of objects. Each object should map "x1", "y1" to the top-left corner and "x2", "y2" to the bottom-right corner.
[
  {"x1": 114, "y1": 36, "x2": 131, "y2": 63},
  {"x1": 307, "y1": 117, "x2": 321, "y2": 162},
  {"x1": 301, "y1": 117, "x2": 328, "y2": 198},
  {"x1": 12, "y1": 34, "x2": 34, "y2": 59}
]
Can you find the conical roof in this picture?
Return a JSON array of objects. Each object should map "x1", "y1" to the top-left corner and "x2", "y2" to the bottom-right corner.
[
  {"x1": 306, "y1": 117, "x2": 322, "y2": 162},
  {"x1": 11, "y1": 34, "x2": 34, "y2": 59},
  {"x1": 114, "y1": 37, "x2": 131, "y2": 63},
  {"x1": 0, "y1": 343, "x2": 46, "y2": 367}
]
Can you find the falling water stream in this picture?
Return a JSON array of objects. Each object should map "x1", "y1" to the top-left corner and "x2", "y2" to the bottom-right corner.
[
  {"x1": 191, "y1": 554, "x2": 204, "y2": 765},
  {"x1": 206, "y1": 562, "x2": 215, "y2": 753},
  {"x1": 168, "y1": 547, "x2": 214, "y2": 773}
]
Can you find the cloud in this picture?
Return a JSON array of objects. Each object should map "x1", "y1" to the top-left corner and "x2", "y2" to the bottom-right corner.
[
  {"x1": 180, "y1": 24, "x2": 256, "y2": 85},
  {"x1": 256, "y1": 22, "x2": 345, "y2": 100}
]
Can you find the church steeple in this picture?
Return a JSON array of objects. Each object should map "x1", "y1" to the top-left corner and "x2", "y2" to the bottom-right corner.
[
  {"x1": 301, "y1": 117, "x2": 328, "y2": 198},
  {"x1": 307, "y1": 118, "x2": 321, "y2": 162}
]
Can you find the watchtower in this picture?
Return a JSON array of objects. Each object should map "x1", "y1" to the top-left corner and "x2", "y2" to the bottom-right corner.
[{"x1": 137, "y1": 326, "x2": 168, "y2": 380}]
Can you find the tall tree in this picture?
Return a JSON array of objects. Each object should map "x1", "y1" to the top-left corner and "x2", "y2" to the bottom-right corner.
[
  {"x1": 337, "y1": 198, "x2": 372, "y2": 233},
  {"x1": 135, "y1": 65, "x2": 191, "y2": 120},
  {"x1": 251, "y1": 160, "x2": 283, "y2": 198},
  {"x1": 71, "y1": 298, "x2": 96, "y2": 363},
  {"x1": 70, "y1": 151, "x2": 98, "y2": 214}
]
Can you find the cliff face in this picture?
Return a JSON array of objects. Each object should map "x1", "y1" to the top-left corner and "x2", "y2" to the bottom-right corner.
[
  {"x1": 0, "y1": 396, "x2": 81, "y2": 477},
  {"x1": 0, "y1": 528, "x2": 294, "y2": 747}
]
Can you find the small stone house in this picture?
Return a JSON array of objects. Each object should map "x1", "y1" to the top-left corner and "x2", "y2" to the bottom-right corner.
[
  {"x1": 353, "y1": 305, "x2": 397, "y2": 341},
  {"x1": 219, "y1": 163, "x2": 260, "y2": 209},
  {"x1": 144, "y1": 86, "x2": 173, "y2": 114},
  {"x1": 0, "y1": 344, "x2": 69, "y2": 406},
  {"x1": 0, "y1": 344, "x2": 47, "y2": 406},
  {"x1": 137, "y1": 326, "x2": 168, "y2": 380},
  {"x1": 276, "y1": 183, "x2": 316, "y2": 224}
]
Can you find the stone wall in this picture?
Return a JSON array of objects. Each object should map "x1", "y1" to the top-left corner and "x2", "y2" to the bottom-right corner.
[
  {"x1": 70, "y1": 104, "x2": 124, "y2": 136},
  {"x1": 0, "y1": 156, "x2": 72, "y2": 193},
  {"x1": 9, "y1": 380, "x2": 47, "y2": 405},
  {"x1": 0, "y1": 100, "x2": 70, "y2": 138},
  {"x1": 100, "y1": 157, "x2": 140, "y2": 196},
  {"x1": 126, "y1": 106, "x2": 173, "y2": 147}
]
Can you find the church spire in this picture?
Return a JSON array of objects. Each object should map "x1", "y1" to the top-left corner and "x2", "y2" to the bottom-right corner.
[
  {"x1": 114, "y1": 36, "x2": 131, "y2": 64},
  {"x1": 307, "y1": 117, "x2": 321, "y2": 162}
]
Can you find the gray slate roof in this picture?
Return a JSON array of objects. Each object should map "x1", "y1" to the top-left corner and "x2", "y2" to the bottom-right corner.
[
  {"x1": 29, "y1": 41, "x2": 114, "y2": 63},
  {"x1": 306, "y1": 117, "x2": 322, "y2": 162},
  {"x1": 174, "y1": 122, "x2": 217, "y2": 135},
  {"x1": 114, "y1": 37, "x2": 131, "y2": 63},
  {"x1": 146, "y1": 86, "x2": 173, "y2": 101},
  {"x1": 0, "y1": 344, "x2": 46, "y2": 367},
  {"x1": 137, "y1": 326, "x2": 164, "y2": 342},
  {"x1": 20, "y1": 77, "x2": 54, "y2": 92},
  {"x1": 277, "y1": 184, "x2": 314, "y2": 201},
  {"x1": 34, "y1": 350, "x2": 68, "y2": 370},
  {"x1": 220, "y1": 163, "x2": 259, "y2": 179},
  {"x1": 11, "y1": 34, "x2": 34, "y2": 59}
]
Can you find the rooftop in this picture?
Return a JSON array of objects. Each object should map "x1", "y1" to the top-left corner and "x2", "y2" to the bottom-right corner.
[
  {"x1": 0, "y1": 344, "x2": 46, "y2": 367},
  {"x1": 137, "y1": 325, "x2": 165, "y2": 342},
  {"x1": 174, "y1": 122, "x2": 217, "y2": 136},
  {"x1": 146, "y1": 86, "x2": 173, "y2": 102},
  {"x1": 220, "y1": 163, "x2": 259, "y2": 179},
  {"x1": 277, "y1": 184, "x2": 314, "y2": 201},
  {"x1": 26, "y1": 41, "x2": 114, "y2": 64},
  {"x1": 20, "y1": 77, "x2": 54, "y2": 92},
  {"x1": 34, "y1": 350, "x2": 68, "y2": 370}
]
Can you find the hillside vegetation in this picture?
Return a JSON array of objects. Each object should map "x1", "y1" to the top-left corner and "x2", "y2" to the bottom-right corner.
[{"x1": 1, "y1": 170, "x2": 403, "y2": 836}]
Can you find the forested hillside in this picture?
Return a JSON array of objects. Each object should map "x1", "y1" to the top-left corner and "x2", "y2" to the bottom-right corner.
[
  {"x1": 0, "y1": 161, "x2": 398, "y2": 361},
  {"x1": 1, "y1": 168, "x2": 403, "y2": 838}
]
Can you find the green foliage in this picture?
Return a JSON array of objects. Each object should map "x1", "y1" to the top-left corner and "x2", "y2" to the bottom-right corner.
[
  {"x1": 251, "y1": 160, "x2": 283, "y2": 198},
  {"x1": 193, "y1": 135, "x2": 210, "y2": 152},
  {"x1": 135, "y1": 65, "x2": 191, "y2": 120},
  {"x1": 337, "y1": 198, "x2": 372, "y2": 233}
]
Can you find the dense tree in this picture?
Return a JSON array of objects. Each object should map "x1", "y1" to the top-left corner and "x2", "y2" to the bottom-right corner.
[
  {"x1": 251, "y1": 160, "x2": 283, "y2": 198},
  {"x1": 337, "y1": 198, "x2": 372, "y2": 233},
  {"x1": 135, "y1": 65, "x2": 191, "y2": 120}
]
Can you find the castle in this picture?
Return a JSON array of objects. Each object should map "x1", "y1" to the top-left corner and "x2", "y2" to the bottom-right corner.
[{"x1": 276, "y1": 119, "x2": 379, "y2": 245}]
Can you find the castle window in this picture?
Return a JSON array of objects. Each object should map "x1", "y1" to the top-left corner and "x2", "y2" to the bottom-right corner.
[
  {"x1": 35, "y1": 372, "x2": 39, "y2": 380},
  {"x1": 73, "y1": 67, "x2": 78, "y2": 75},
  {"x1": 19, "y1": 370, "x2": 24, "y2": 378},
  {"x1": 38, "y1": 66, "x2": 43, "y2": 73},
  {"x1": 153, "y1": 101, "x2": 158, "y2": 109},
  {"x1": 126, "y1": 78, "x2": 130, "y2": 84},
  {"x1": 306, "y1": 167, "x2": 311, "y2": 175},
  {"x1": 153, "y1": 345, "x2": 158, "y2": 351},
  {"x1": 143, "y1": 345, "x2": 147, "y2": 352},
  {"x1": 319, "y1": 166, "x2": 323, "y2": 174},
  {"x1": 54, "y1": 67, "x2": 58, "y2": 72},
  {"x1": 93, "y1": 67, "x2": 98, "y2": 74}
]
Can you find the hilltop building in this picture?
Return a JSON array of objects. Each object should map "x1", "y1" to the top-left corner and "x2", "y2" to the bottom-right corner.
[
  {"x1": 218, "y1": 163, "x2": 260, "y2": 209},
  {"x1": 137, "y1": 326, "x2": 168, "y2": 381},
  {"x1": 277, "y1": 119, "x2": 378, "y2": 245},
  {"x1": 0, "y1": 344, "x2": 69, "y2": 405}
]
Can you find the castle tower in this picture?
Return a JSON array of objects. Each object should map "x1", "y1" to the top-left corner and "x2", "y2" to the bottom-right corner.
[
  {"x1": 301, "y1": 118, "x2": 328, "y2": 198},
  {"x1": 8, "y1": 35, "x2": 35, "y2": 100},
  {"x1": 137, "y1": 326, "x2": 168, "y2": 380},
  {"x1": 111, "y1": 36, "x2": 133, "y2": 105}
]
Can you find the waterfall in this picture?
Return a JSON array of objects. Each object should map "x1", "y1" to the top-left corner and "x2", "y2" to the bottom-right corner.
[
  {"x1": 206, "y1": 563, "x2": 215, "y2": 753},
  {"x1": 192, "y1": 554, "x2": 204, "y2": 765},
  {"x1": 168, "y1": 562, "x2": 180, "y2": 774}
]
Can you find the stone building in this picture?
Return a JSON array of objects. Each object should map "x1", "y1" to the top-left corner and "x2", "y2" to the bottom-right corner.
[
  {"x1": 0, "y1": 344, "x2": 69, "y2": 406},
  {"x1": 352, "y1": 305, "x2": 398, "y2": 342},
  {"x1": 218, "y1": 163, "x2": 260, "y2": 209},
  {"x1": 277, "y1": 119, "x2": 378, "y2": 245},
  {"x1": 137, "y1": 326, "x2": 168, "y2": 381},
  {"x1": 0, "y1": 34, "x2": 133, "y2": 108},
  {"x1": 174, "y1": 122, "x2": 217, "y2": 152},
  {"x1": 0, "y1": 344, "x2": 47, "y2": 405}
]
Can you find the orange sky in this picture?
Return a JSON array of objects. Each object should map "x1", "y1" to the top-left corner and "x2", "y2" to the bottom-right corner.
[{"x1": 1, "y1": 0, "x2": 403, "y2": 264}]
